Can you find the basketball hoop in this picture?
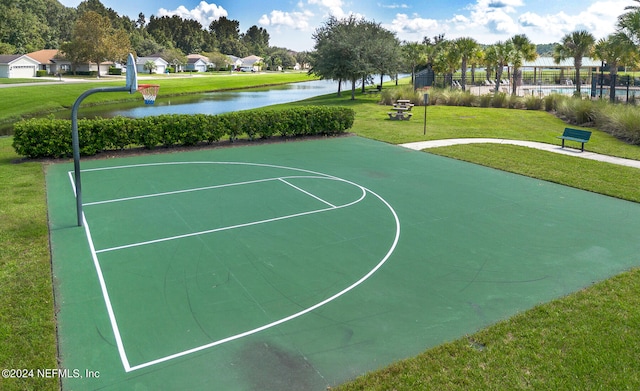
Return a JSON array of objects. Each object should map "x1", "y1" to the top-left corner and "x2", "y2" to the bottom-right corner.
[{"x1": 138, "y1": 84, "x2": 160, "y2": 105}]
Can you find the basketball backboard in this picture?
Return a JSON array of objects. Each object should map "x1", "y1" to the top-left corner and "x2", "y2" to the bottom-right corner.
[{"x1": 125, "y1": 53, "x2": 138, "y2": 94}]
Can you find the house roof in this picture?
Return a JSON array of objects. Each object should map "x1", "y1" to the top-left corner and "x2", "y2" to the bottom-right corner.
[
  {"x1": 521, "y1": 57, "x2": 602, "y2": 68},
  {"x1": 242, "y1": 55, "x2": 262, "y2": 63},
  {"x1": 0, "y1": 55, "x2": 22, "y2": 64},
  {"x1": 187, "y1": 57, "x2": 207, "y2": 64},
  {"x1": 0, "y1": 54, "x2": 39, "y2": 65},
  {"x1": 137, "y1": 56, "x2": 169, "y2": 65},
  {"x1": 27, "y1": 49, "x2": 60, "y2": 64},
  {"x1": 187, "y1": 54, "x2": 209, "y2": 61}
]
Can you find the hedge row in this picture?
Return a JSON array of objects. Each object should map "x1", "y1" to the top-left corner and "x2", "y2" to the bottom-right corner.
[{"x1": 12, "y1": 106, "x2": 355, "y2": 158}]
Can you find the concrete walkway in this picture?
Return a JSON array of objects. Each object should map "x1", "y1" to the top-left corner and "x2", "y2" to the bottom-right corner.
[{"x1": 400, "y1": 138, "x2": 640, "y2": 169}]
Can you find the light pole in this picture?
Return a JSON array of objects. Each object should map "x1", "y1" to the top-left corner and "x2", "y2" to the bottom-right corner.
[{"x1": 423, "y1": 93, "x2": 429, "y2": 135}]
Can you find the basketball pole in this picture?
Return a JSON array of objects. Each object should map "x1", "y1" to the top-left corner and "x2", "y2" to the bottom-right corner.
[
  {"x1": 72, "y1": 53, "x2": 139, "y2": 227},
  {"x1": 72, "y1": 86, "x2": 130, "y2": 226}
]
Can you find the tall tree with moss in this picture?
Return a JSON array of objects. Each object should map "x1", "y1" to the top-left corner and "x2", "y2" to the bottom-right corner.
[{"x1": 553, "y1": 30, "x2": 596, "y2": 94}]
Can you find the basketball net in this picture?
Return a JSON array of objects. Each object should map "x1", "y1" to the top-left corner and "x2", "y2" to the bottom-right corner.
[{"x1": 138, "y1": 84, "x2": 160, "y2": 105}]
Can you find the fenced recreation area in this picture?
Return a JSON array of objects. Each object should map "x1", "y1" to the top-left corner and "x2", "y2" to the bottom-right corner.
[{"x1": 46, "y1": 136, "x2": 640, "y2": 390}]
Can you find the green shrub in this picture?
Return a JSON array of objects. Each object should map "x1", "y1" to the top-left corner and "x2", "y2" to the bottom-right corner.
[
  {"x1": 598, "y1": 104, "x2": 640, "y2": 144},
  {"x1": 13, "y1": 117, "x2": 71, "y2": 158},
  {"x1": 478, "y1": 94, "x2": 493, "y2": 108},
  {"x1": 11, "y1": 107, "x2": 354, "y2": 158},
  {"x1": 523, "y1": 95, "x2": 543, "y2": 110},
  {"x1": 36, "y1": 70, "x2": 48, "y2": 77},
  {"x1": 492, "y1": 92, "x2": 508, "y2": 108}
]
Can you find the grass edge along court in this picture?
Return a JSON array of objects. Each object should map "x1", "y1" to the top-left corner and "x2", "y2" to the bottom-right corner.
[{"x1": 1, "y1": 99, "x2": 640, "y2": 390}]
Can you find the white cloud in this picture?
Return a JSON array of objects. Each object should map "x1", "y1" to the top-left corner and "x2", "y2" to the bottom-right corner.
[
  {"x1": 379, "y1": 3, "x2": 410, "y2": 9},
  {"x1": 308, "y1": 0, "x2": 347, "y2": 18},
  {"x1": 383, "y1": 14, "x2": 448, "y2": 41},
  {"x1": 391, "y1": 14, "x2": 440, "y2": 33},
  {"x1": 516, "y1": 0, "x2": 629, "y2": 42},
  {"x1": 158, "y1": 1, "x2": 227, "y2": 28},
  {"x1": 259, "y1": 10, "x2": 314, "y2": 30}
]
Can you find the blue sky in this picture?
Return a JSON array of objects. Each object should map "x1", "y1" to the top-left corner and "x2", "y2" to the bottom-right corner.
[{"x1": 58, "y1": 0, "x2": 635, "y2": 51}]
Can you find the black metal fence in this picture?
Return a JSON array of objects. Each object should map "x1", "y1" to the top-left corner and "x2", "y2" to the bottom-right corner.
[{"x1": 424, "y1": 71, "x2": 640, "y2": 102}]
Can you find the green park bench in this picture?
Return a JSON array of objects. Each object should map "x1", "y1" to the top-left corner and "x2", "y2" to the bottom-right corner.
[{"x1": 557, "y1": 127, "x2": 592, "y2": 152}]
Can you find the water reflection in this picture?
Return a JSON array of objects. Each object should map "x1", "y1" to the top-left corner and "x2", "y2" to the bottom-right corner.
[{"x1": 106, "y1": 79, "x2": 341, "y2": 118}]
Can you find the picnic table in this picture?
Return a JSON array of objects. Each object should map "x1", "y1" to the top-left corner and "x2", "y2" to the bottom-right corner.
[{"x1": 388, "y1": 100, "x2": 414, "y2": 120}]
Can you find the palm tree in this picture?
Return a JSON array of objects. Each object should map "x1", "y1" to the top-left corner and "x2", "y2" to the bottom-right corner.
[
  {"x1": 143, "y1": 60, "x2": 157, "y2": 74},
  {"x1": 469, "y1": 47, "x2": 485, "y2": 86},
  {"x1": 454, "y1": 37, "x2": 478, "y2": 91},
  {"x1": 507, "y1": 34, "x2": 537, "y2": 96},
  {"x1": 592, "y1": 33, "x2": 638, "y2": 101},
  {"x1": 553, "y1": 30, "x2": 596, "y2": 94},
  {"x1": 618, "y1": 0, "x2": 640, "y2": 45},
  {"x1": 486, "y1": 41, "x2": 512, "y2": 93},
  {"x1": 402, "y1": 41, "x2": 426, "y2": 85}
]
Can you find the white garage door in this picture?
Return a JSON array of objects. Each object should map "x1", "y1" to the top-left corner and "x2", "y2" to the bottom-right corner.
[{"x1": 11, "y1": 65, "x2": 36, "y2": 78}]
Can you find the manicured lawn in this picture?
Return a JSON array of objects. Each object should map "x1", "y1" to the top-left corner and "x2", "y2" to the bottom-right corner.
[
  {"x1": 2, "y1": 83, "x2": 640, "y2": 390},
  {"x1": 0, "y1": 72, "x2": 316, "y2": 127},
  {"x1": 0, "y1": 137, "x2": 58, "y2": 391}
]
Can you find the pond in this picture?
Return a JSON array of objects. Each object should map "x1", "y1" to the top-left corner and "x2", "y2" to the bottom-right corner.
[
  {"x1": 2, "y1": 77, "x2": 398, "y2": 135},
  {"x1": 89, "y1": 79, "x2": 343, "y2": 119}
]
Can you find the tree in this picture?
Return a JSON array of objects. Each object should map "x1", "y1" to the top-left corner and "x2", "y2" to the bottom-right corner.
[
  {"x1": 363, "y1": 20, "x2": 400, "y2": 90},
  {"x1": 485, "y1": 41, "x2": 512, "y2": 93},
  {"x1": 161, "y1": 47, "x2": 186, "y2": 71},
  {"x1": 401, "y1": 42, "x2": 426, "y2": 85},
  {"x1": 242, "y1": 25, "x2": 269, "y2": 56},
  {"x1": 147, "y1": 15, "x2": 207, "y2": 54},
  {"x1": 619, "y1": 1, "x2": 640, "y2": 45},
  {"x1": 203, "y1": 50, "x2": 232, "y2": 70},
  {"x1": 553, "y1": 30, "x2": 596, "y2": 94},
  {"x1": 143, "y1": 59, "x2": 156, "y2": 74},
  {"x1": 507, "y1": 34, "x2": 537, "y2": 96},
  {"x1": 60, "y1": 10, "x2": 132, "y2": 77},
  {"x1": 310, "y1": 16, "x2": 399, "y2": 99},
  {"x1": 310, "y1": 16, "x2": 353, "y2": 97},
  {"x1": 210, "y1": 16, "x2": 242, "y2": 54},
  {"x1": 593, "y1": 33, "x2": 637, "y2": 101},
  {"x1": 454, "y1": 37, "x2": 478, "y2": 91}
]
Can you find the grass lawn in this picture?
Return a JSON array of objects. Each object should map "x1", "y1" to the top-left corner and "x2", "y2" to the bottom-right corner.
[
  {"x1": 0, "y1": 137, "x2": 58, "y2": 391},
  {"x1": 2, "y1": 83, "x2": 640, "y2": 390},
  {"x1": 0, "y1": 71, "x2": 316, "y2": 128}
]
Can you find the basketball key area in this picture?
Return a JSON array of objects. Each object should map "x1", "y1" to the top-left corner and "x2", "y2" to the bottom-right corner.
[{"x1": 46, "y1": 136, "x2": 640, "y2": 390}]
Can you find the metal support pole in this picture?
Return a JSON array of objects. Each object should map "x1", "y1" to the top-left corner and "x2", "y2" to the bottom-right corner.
[
  {"x1": 423, "y1": 93, "x2": 429, "y2": 136},
  {"x1": 72, "y1": 86, "x2": 129, "y2": 226}
]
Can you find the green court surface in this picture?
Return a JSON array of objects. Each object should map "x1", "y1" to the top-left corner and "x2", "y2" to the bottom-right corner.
[{"x1": 46, "y1": 136, "x2": 640, "y2": 390}]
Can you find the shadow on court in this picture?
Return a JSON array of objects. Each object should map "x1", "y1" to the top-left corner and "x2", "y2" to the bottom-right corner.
[{"x1": 46, "y1": 136, "x2": 640, "y2": 390}]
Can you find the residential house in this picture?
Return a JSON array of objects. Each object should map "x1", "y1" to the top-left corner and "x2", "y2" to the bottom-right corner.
[
  {"x1": 136, "y1": 56, "x2": 169, "y2": 74},
  {"x1": 185, "y1": 54, "x2": 209, "y2": 72},
  {"x1": 27, "y1": 49, "x2": 72, "y2": 75},
  {"x1": 0, "y1": 54, "x2": 39, "y2": 78},
  {"x1": 241, "y1": 55, "x2": 263, "y2": 72},
  {"x1": 226, "y1": 55, "x2": 243, "y2": 70}
]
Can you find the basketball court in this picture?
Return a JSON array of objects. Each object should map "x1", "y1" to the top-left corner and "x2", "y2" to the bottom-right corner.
[{"x1": 46, "y1": 135, "x2": 640, "y2": 390}]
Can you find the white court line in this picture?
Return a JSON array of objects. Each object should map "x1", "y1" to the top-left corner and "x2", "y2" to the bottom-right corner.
[
  {"x1": 81, "y1": 209, "x2": 133, "y2": 371},
  {"x1": 69, "y1": 161, "x2": 399, "y2": 372},
  {"x1": 126, "y1": 185, "x2": 400, "y2": 373},
  {"x1": 278, "y1": 178, "x2": 336, "y2": 208},
  {"x1": 96, "y1": 204, "x2": 341, "y2": 254},
  {"x1": 83, "y1": 177, "x2": 280, "y2": 207}
]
